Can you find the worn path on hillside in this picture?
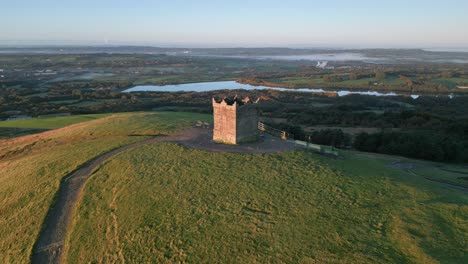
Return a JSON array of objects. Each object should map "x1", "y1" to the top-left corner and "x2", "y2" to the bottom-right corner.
[
  {"x1": 389, "y1": 161, "x2": 468, "y2": 193},
  {"x1": 30, "y1": 127, "x2": 295, "y2": 264}
]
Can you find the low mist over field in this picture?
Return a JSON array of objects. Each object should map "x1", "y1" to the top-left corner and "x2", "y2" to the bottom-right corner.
[{"x1": 2, "y1": 46, "x2": 468, "y2": 64}]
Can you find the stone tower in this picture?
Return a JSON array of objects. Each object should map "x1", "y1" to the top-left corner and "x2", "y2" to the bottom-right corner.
[{"x1": 212, "y1": 96, "x2": 259, "y2": 144}]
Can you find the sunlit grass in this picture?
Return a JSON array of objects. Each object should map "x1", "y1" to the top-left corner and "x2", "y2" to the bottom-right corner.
[
  {"x1": 0, "y1": 112, "x2": 210, "y2": 263},
  {"x1": 67, "y1": 143, "x2": 467, "y2": 263},
  {"x1": 0, "y1": 113, "x2": 113, "y2": 130}
]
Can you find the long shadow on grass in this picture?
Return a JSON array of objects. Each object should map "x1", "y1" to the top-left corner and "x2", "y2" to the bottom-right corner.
[{"x1": 0, "y1": 127, "x2": 49, "y2": 139}]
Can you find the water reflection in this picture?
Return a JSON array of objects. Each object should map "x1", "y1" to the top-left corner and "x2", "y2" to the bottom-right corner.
[{"x1": 124, "y1": 81, "x2": 421, "y2": 98}]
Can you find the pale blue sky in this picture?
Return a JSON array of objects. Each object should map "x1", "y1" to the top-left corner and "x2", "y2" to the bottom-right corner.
[{"x1": 2, "y1": 0, "x2": 468, "y2": 48}]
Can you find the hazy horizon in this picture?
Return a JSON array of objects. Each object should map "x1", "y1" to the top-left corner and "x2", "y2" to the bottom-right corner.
[
  {"x1": 1, "y1": 44, "x2": 468, "y2": 53},
  {"x1": 2, "y1": 0, "x2": 468, "y2": 49}
]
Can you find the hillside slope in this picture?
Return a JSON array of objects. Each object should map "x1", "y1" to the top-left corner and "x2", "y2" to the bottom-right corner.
[
  {"x1": 67, "y1": 143, "x2": 467, "y2": 263},
  {"x1": 0, "y1": 112, "x2": 466, "y2": 263},
  {"x1": 0, "y1": 112, "x2": 210, "y2": 263}
]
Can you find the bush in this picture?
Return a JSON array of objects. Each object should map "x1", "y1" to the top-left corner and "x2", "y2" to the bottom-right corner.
[{"x1": 353, "y1": 131, "x2": 468, "y2": 162}]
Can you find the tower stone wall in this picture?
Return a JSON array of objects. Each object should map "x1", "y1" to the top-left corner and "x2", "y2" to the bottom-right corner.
[{"x1": 212, "y1": 97, "x2": 259, "y2": 144}]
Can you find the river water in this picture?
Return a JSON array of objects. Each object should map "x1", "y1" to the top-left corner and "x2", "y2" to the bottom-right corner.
[{"x1": 123, "y1": 81, "x2": 421, "y2": 99}]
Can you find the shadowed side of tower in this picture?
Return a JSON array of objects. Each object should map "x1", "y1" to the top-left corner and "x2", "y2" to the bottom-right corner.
[{"x1": 212, "y1": 97, "x2": 259, "y2": 144}]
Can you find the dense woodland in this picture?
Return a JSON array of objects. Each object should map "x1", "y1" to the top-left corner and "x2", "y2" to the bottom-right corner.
[{"x1": 2, "y1": 85, "x2": 467, "y2": 162}]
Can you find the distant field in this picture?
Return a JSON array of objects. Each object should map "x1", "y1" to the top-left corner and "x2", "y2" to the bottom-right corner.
[
  {"x1": 67, "y1": 143, "x2": 467, "y2": 263},
  {"x1": 265, "y1": 76, "x2": 407, "y2": 89},
  {"x1": 0, "y1": 112, "x2": 211, "y2": 263},
  {"x1": 0, "y1": 114, "x2": 115, "y2": 138},
  {"x1": 432, "y1": 78, "x2": 468, "y2": 88},
  {"x1": 264, "y1": 76, "x2": 468, "y2": 92},
  {"x1": 0, "y1": 114, "x2": 113, "y2": 130},
  {"x1": 49, "y1": 99, "x2": 80, "y2": 105}
]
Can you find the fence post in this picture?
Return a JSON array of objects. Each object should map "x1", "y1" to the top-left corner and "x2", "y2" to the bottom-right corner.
[
  {"x1": 258, "y1": 122, "x2": 265, "y2": 131},
  {"x1": 281, "y1": 131, "x2": 287, "y2": 140}
]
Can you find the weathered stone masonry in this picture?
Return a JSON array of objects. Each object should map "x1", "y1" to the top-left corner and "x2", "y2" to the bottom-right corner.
[{"x1": 212, "y1": 96, "x2": 259, "y2": 144}]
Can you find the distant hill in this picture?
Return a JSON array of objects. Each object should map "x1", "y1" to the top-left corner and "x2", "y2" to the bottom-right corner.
[{"x1": 1, "y1": 46, "x2": 468, "y2": 63}]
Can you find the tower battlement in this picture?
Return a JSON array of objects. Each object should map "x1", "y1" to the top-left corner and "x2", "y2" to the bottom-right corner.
[{"x1": 212, "y1": 96, "x2": 259, "y2": 144}]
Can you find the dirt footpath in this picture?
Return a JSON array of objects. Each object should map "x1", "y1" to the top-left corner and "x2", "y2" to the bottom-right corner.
[
  {"x1": 175, "y1": 127, "x2": 296, "y2": 153},
  {"x1": 389, "y1": 160, "x2": 468, "y2": 192}
]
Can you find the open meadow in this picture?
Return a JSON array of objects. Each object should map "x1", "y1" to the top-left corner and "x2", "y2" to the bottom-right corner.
[
  {"x1": 0, "y1": 114, "x2": 114, "y2": 138},
  {"x1": 0, "y1": 112, "x2": 211, "y2": 263},
  {"x1": 0, "y1": 112, "x2": 466, "y2": 263},
  {"x1": 64, "y1": 143, "x2": 467, "y2": 263}
]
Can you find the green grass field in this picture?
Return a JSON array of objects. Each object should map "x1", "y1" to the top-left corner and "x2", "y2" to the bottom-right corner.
[
  {"x1": 266, "y1": 76, "x2": 468, "y2": 92},
  {"x1": 0, "y1": 112, "x2": 466, "y2": 263},
  {"x1": 66, "y1": 144, "x2": 467, "y2": 263},
  {"x1": 266, "y1": 76, "x2": 408, "y2": 89},
  {"x1": 413, "y1": 166, "x2": 468, "y2": 188},
  {"x1": 0, "y1": 112, "x2": 211, "y2": 263},
  {"x1": 0, "y1": 114, "x2": 114, "y2": 130},
  {"x1": 432, "y1": 78, "x2": 468, "y2": 88},
  {"x1": 0, "y1": 114, "x2": 115, "y2": 138}
]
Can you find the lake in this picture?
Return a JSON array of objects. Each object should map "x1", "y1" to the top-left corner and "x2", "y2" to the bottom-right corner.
[{"x1": 123, "y1": 81, "x2": 421, "y2": 99}]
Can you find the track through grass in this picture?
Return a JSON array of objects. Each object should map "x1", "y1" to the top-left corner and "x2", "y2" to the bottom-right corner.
[
  {"x1": 67, "y1": 144, "x2": 467, "y2": 263},
  {"x1": 0, "y1": 112, "x2": 210, "y2": 263}
]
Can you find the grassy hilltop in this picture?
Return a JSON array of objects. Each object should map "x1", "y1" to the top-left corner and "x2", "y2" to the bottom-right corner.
[
  {"x1": 0, "y1": 114, "x2": 114, "y2": 138},
  {"x1": 0, "y1": 112, "x2": 210, "y2": 263},
  {"x1": 0, "y1": 112, "x2": 466, "y2": 263},
  {"x1": 66, "y1": 144, "x2": 467, "y2": 263}
]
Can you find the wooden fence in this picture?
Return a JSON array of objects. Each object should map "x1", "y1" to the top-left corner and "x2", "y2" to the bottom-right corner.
[
  {"x1": 293, "y1": 140, "x2": 339, "y2": 156},
  {"x1": 258, "y1": 122, "x2": 339, "y2": 156},
  {"x1": 258, "y1": 122, "x2": 293, "y2": 140}
]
